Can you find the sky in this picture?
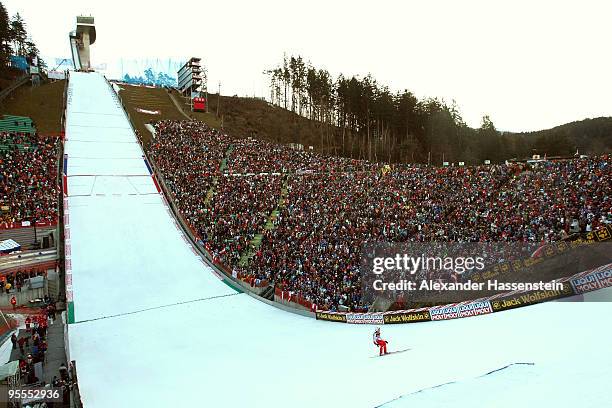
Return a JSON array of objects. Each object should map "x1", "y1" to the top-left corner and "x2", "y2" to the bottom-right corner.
[{"x1": 3, "y1": 0, "x2": 611, "y2": 131}]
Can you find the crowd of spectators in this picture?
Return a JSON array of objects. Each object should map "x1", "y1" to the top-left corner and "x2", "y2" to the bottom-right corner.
[
  {"x1": 201, "y1": 174, "x2": 282, "y2": 266},
  {"x1": 149, "y1": 121, "x2": 283, "y2": 266},
  {"x1": 1, "y1": 268, "x2": 47, "y2": 294},
  {"x1": 11, "y1": 312, "x2": 50, "y2": 383},
  {"x1": 0, "y1": 132, "x2": 59, "y2": 226},
  {"x1": 9, "y1": 303, "x2": 71, "y2": 405},
  {"x1": 494, "y1": 158, "x2": 610, "y2": 241},
  {"x1": 246, "y1": 172, "x2": 375, "y2": 310},
  {"x1": 149, "y1": 121, "x2": 232, "y2": 219},
  {"x1": 228, "y1": 137, "x2": 376, "y2": 174},
  {"x1": 148, "y1": 120, "x2": 611, "y2": 312}
]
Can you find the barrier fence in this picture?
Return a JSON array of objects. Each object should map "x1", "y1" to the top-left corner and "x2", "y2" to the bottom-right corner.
[
  {"x1": 0, "y1": 220, "x2": 57, "y2": 230},
  {"x1": 315, "y1": 262, "x2": 612, "y2": 324}
]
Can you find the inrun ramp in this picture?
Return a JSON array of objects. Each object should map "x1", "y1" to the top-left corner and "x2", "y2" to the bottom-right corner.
[
  {"x1": 63, "y1": 72, "x2": 233, "y2": 324},
  {"x1": 64, "y1": 72, "x2": 612, "y2": 408}
]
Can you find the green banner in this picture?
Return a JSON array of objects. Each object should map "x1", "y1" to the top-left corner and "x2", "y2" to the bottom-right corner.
[{"x1": 67, "y1": 302, "x2": 75, "y2": 324}]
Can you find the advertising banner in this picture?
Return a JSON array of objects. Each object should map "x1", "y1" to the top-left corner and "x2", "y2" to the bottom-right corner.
[
  {"x1": 315, "y1": 311, "x2": 347, "y2": 323},
  {"x1": 48, "y1": 70, "x2": 66, "y2": 80},
  {"x1": 9, "y1": 56, "x2": 27, "y2": 71},
  {"x1": 429, "y1": 301, "x2": 493, "y2": 321},
  {"x1": 491, "y1": 282, "x2": 574, "y2": 312},
  {"x1": 383, "y1": 310, "x2": 431, "y2": 324},
  {"x1": 571, "y1": 265, "x2": 612, "y2": 294},
  {"x1": 346, "y1": 313, "x2": 384, "y2": 324}
]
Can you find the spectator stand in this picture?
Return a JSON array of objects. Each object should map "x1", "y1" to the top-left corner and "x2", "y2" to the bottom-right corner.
[
  {"x1": 0, "y1": 115, "x2": 36, "y2": 135},
  {"x1": 236, "y1": 175, "x2": 289, "y2": 273},
  {"x1": 0, "y1": 129, "x2": 61, "y2": 252},
  {"x1": 142, "y1": 119, "x2": 611, "y2": 313}
]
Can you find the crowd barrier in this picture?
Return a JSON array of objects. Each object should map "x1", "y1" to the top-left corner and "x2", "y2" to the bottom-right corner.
[
  {"x1": 63, "y1": 177, "x2": 74, "y2": 323},
  {"x1": 0, "y1": 259, "x2": 57, "y2": 277},
  {"x1": 315, "y1": 262, "x2": 612, "y2": 324},
  {"x1": 0, "y1": 220, "x2": 57, "y2": 230}
]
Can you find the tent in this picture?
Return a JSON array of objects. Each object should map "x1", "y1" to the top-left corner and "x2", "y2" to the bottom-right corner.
[
  {"x1": 0, "y1": 360, "x2": 19, "y2": 384},
  {"x1": 0, "y1": 239, "x2": 21, "y2": 254}
]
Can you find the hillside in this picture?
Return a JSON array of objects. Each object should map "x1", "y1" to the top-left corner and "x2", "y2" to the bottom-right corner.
[
  {"x1": 1, "y1": 78, "x2": 609, "y2": 161},
  {"x1": 117, "y1": 83, "x2": 220, "y2": 146},
  {"x1": 0, "y1": 79, "x2": 65, "y2": 134},
  {"x1": 511, "y1": 117, "x2": 612, "y2": 155},
  {"x1": 205, "y1": 93, "x2": 334, "y2": 151},
  {"x1": 209, "y1": 94, "x2": 612, "y2": 160},
  {"x1": 158, "y1": 88, "x2": 612, "y2": 161}
]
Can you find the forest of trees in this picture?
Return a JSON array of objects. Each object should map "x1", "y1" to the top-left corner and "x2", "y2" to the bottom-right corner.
[
  {"x1": 266, "y1": 55, "x2": 609, "y2": 164},
  {"x1": 0, "y1": 1, "x2": 44, "y2": 73},
  {"x1": 122, "y1": 68, "x2": 176, "y2": 87}
]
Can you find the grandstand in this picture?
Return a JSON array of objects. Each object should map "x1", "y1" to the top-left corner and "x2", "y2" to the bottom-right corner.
[
  {"x1": 146, "y1": 118, "x2": 611, "y2": 311},
  {"x1": 0, "y1": 128, "x2": 60, "y2": 252}
]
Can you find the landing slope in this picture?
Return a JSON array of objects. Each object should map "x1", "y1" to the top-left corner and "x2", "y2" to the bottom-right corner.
[{"x1": 69, "y1": 296, "x2": 611, "y2": 407}]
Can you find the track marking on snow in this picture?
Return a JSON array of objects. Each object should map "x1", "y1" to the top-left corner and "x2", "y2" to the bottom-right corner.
[
  {"x1": 67, "y1": 174, "x2": 148, "y2": 177},
  {"x1": 67, "y1": 124, "x2": 132, "y2": 129},
  {"x1": 369, "y1": 348, "x2": 412, "y2": 358},
  {"x1": 375, "y1": 362, "x2": 535, "y2": 407},
  {"x1": 65, "y1": 140, "x2": 136, "y2": 144},
  {"x1": 67, "y1": 157, "x2": 140, "y2": 160},
  {"x1": 69, "y1": 111, "x2": 125, "y2": 116},
  {"x1": 478, "y1": 362, "x2": 534, "y2": 377},
  {"x1": 72, "y1": 292, "x2": 240, "y2": 325}
]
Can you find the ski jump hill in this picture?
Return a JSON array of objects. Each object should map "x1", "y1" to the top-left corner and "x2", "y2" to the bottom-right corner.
[{"x1": 63, "y1": 71, "x2": 612, "y2": 408}]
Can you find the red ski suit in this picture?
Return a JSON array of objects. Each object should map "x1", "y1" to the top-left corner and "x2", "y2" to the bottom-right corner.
[{"x1": 373, "y1": 332, "x2": 388, "y2": 355}]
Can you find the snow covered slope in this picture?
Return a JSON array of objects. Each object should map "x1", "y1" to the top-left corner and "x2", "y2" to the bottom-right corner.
[
  {"x1": 64, "y1": 72, "x2": 612, "y2": 408},
  {"x1": 68, "y1": 296, "x2": 611, "y2": 408},
  {"x1": 64, "y1": 72, "x2": 234, "y2": 324}
]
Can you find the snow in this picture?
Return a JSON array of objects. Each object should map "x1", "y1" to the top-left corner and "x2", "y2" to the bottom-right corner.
[
  {"x1": 135, "y1": 108, "x2": 161, "y2": 115},
  {"x1": 111, "y1": 82, "x2": 123, "y2": 94},
  {"x1": 65, "y1": 72, "x2": 612, "y2": 408}
]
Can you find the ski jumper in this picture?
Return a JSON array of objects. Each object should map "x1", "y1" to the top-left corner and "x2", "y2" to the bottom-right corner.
[{"x1": 373, "y1": 331, "x2": 388, "y2": 355}]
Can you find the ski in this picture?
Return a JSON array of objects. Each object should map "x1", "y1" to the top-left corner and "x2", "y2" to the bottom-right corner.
[{"x1": 371, "y1": 348, "x2": 411, "y2": 358}]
